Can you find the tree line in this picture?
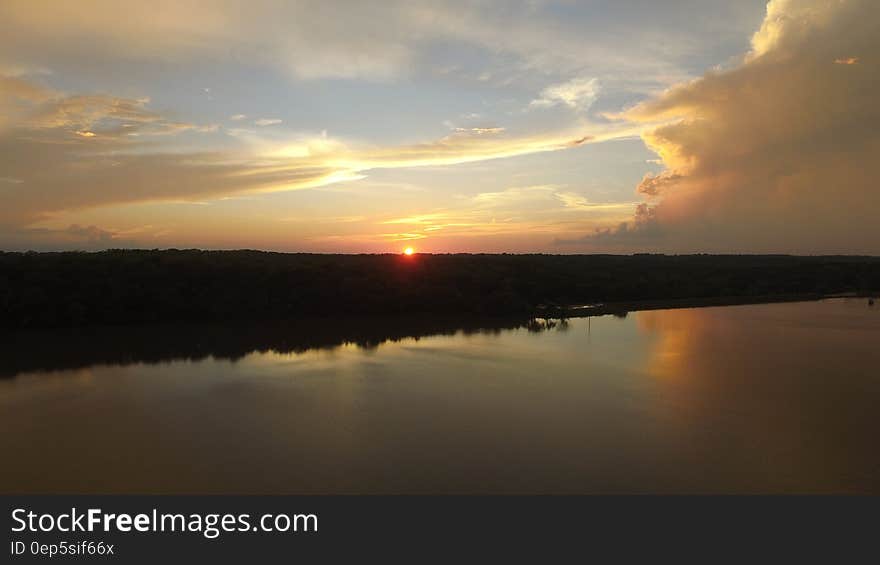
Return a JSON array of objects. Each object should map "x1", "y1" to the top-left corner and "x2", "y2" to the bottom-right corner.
[{"x1": 1, "y1": 250, "x2": 878, "y2": 329}]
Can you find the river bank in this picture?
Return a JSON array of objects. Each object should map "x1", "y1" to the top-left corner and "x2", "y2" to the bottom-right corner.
[{"x1": 550, "y1": 292, "x2": 874, "y2": 319}]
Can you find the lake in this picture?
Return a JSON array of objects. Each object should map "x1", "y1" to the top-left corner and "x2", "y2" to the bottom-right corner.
[{"x1": 1, "y1": 298, "x2": 878, "y2": 493}]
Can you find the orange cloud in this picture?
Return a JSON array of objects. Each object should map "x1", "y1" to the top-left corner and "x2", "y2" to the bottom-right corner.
[{"x1": 593, "y1": 0, "x2": 880, "y2": 253}]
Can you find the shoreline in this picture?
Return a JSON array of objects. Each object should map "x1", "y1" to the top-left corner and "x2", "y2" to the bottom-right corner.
[
  {"x1": 550, "y1": 292, "x2": 872, "y2": 319},
  {"x1": 0, "y1": 293, "x2": 874, "y2": 379}
]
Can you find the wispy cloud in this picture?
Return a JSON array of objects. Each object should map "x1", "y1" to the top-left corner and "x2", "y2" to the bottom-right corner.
[
  {"x1": 254, "y1": 118, "x2": 283, "y2": 126},
  {"x1": 0, "y1": 74, "x2": 634, "y2": 240},
  {"x1": 377, "y1": 185, "x2": 636, "y2": 245},
  {"x1": 0, "y1": 0, "x2": 755, "y2": 90},
  {"x1": 453, "y1": 126, "x2": 505, "y2": 135},
  {"x1": 530, "y1": 77, "x2": 599, "y2": 110}
]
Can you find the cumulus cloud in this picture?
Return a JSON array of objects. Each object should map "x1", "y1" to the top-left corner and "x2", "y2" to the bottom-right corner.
[
  {"x1": 590, "y1": 0, "x2": 880, "y2": 253},
  {"x1": 635, "y1": 171, "x2": 684, "y2": 197}
]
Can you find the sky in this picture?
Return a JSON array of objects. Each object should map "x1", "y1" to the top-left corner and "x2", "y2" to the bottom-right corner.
[{"x1": 0, "y1": 0, "x2": 876, "y2": 254}]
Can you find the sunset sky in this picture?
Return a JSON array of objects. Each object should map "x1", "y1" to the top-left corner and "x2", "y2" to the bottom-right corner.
[{"x1": 1, "y1": 0, "x2": 876, "y2": 253}]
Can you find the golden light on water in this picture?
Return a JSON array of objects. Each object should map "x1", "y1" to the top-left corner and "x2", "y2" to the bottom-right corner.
[{"x1": 403, "y1": 247, "x2": 414, "y2": 256}]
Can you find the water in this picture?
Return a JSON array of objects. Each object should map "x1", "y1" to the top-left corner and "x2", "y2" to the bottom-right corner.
[{"x1": 1, "y1": 299, "x2": 878, "y2": 493}]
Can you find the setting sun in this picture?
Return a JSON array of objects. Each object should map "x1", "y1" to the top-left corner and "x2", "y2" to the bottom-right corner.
[{"x1": 404, "y1": 247, "x2": 414, "y2": 256}]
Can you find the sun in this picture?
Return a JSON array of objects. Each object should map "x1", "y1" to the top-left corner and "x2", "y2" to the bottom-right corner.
[{"x1": 403, "y1": 247, "x2": 414, "y2": 256}]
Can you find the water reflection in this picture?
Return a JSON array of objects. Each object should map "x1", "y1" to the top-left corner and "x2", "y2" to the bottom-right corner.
[
  {"x1": 0, "y1": 316, "x2": 533, "y2": 380},
  {"x1": 1, "y1": 299, "x2": 878, "y2": 493},
  {"x1": 636, "y1": 301, "x2": 880, "y2": 492}
]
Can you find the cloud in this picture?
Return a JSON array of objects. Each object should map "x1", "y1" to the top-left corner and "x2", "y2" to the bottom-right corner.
[
  {"x1": 0, "y1": 74, "x2": 626, "y2": 246},
  {"x1": 453, "y1": 126, "x2": 505, "y2": 135},
  {"x1": 0, "y1": 76, "x2": 209, "y2": 140},
  {"x1": 0, "y1": 1, "x2": 416, "y2": 81},
  {"x1": 0, "y1": 0, "x2": 772, "y2": 252},
  {"x1": 586, "y1": 0, "x2": 880, "y2": 253},
  {"x1": 0, "y1": 223, "x2": 116, "y2": 250},
  {"x1": 254, "y1": 118, "x2": 283, "y2": 126},
  {"x1": 530, "y1": 78, "x2": 599, "y2": 110},
  {"x1": 553, "y1": 191, "x2": 634, "y2": 213},
  {"x1": 65, "y1": 223, "x2": 116, "y2": 243},
  {"x1": 635, "y1": 171, "x2": 684, "y2": 197},
  {"x1": 379, "y1": 185, "x2": 636, "y2": 246},
  {"x1": 556, "y1": 203, "x2": 661, "y2": 246},
  {"x1": 0, "y1": 0, "x2": 761, "y2": 89},
  {"x1": 0, "y1": 76, "x2": 339, "y2": 228}
]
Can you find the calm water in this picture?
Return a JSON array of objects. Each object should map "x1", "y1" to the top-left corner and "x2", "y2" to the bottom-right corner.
[{"x1": 2, "y1": 299, "x2": 878, "y2": 493}]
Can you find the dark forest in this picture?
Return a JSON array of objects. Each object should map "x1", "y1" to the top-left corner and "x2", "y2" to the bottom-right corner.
[{"x1": 1, "y1": 250, "x2": 878, "y2": 329}]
